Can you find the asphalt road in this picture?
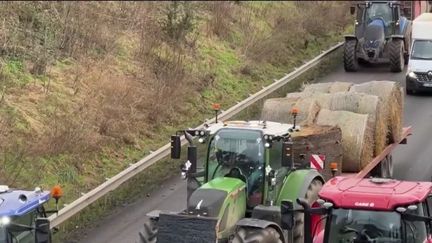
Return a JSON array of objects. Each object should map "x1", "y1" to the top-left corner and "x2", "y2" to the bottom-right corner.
[{"x1": 78, "y1": 63, "x2": 432, "y2": 243}]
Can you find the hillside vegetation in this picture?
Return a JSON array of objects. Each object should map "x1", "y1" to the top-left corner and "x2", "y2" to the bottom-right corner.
[{"x1": 0, "y1": 2, "x2": 351, "y2": 206}]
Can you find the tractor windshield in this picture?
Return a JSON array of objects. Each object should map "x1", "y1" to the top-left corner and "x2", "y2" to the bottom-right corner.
[
  {"x1": 411, "y1": 40, "x2": 432, "y2": 60},
  {"x1": 326, "y1": 208, "x2": 428, "y2": 243},
  {"x1": 207, "y1": 128, "x2": 264, "y2": 202},
  {"x1": 365, "y1": 3, "x2": 393, "y2": 26},
  {"x1": 327, "y1": 209, "x2": 402, "y2": 242}
]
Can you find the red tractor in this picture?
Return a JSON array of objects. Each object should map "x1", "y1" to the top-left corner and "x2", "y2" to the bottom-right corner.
[{"x1": 282, "y1": 127, "x2": 432, "y2": 243}]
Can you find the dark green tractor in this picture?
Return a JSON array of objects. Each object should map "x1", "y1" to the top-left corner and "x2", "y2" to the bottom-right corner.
[
  {"x1": 344, "y1": 1, "x2": 412, "y2": 72},
  {"x1": 137, "y1": 117, "x2": 327, "y2": 243}
]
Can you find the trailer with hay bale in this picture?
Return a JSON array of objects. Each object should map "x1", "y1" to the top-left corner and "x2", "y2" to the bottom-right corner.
[{"x1": 261, "y1": 80, "x2": 405, "y2": 179}]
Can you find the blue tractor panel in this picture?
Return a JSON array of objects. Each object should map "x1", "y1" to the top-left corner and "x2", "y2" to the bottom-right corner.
[{"x1": 0, "y1": 186, "x2": 50, "y2": 217}]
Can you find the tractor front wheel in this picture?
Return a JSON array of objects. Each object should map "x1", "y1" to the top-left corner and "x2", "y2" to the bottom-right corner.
[
  {"x1": 293, "y1": 178, "x2": 323, "y2": 243},
  {"x1": 389, "y1": 39, "x2": 404, "y2": 73},
  {"x1": 230, "y1": 227, "x2": 283, "y2": 243},
  {"x1": 137, "y1": 219, "x2": 158, "y2": 243},
  {"x1": 343, "y1": 39, "x2": 358, "y2": 72}
]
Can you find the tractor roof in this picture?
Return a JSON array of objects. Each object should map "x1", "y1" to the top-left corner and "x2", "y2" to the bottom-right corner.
[
  {"x1": 319, "y1": 176, "x2": 432, "y2": 210},
  {"x1": 205, "y1": 120, "x2": 296, "y2": 137},
  {"x1": 0, "y1": 186, "x2": 50, "y2": 217}
]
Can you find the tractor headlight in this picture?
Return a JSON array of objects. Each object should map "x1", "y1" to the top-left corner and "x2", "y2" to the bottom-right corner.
[
  {"x1": 199, "y1": 130, "x2": 205, "y2": 136},
  {"x1": 0, "y1": 216, "x2": 10, "y2": 226},
  {"x1": 408, "y1": 71, "x2": 417, "y2": 79},
  {"x1": 264, "y1": 142, "x2": 271, "y2": 148},
  {"x1": 198, "y1": 137, "x2": 205, "y2": 144}
]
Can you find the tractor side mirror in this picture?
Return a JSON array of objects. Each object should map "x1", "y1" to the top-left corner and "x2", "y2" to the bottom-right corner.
[
  {"x1": 350, "y1": 6, "x2": 356, "y2": 15},
  {"x1": 171, "y1": 135, "x2": 181, "y2": 159},
  {"x1": 35, "y1": 218, "x2": 51, "y2": 243},
  {"x1": 281, "y1": 200, "x2": 295, "y2": 230}
]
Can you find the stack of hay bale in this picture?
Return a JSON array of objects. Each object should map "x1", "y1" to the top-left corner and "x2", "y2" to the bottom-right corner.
[{"x1": 261, "y1": 81, "x2": 404, "y2": 176}]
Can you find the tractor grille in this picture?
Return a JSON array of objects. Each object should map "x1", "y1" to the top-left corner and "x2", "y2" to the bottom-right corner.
[{"x1": 415, "y1": 72, "x2": 432, "y2": 82}]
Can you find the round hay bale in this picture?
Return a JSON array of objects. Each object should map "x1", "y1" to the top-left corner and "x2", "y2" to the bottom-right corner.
[
  {"x1": 316, "y1": 109, "x2": 374, "y2": 172},
  {"x1": 286, "y1": 91, "x2": 388, "y2": 155},
  {"x1": 302, "y1": 82, "x2": 353, "y2": 94},
  {"x1": 349, "y1": 81, "x2": 403, "y2": 143},
  {"x1": 303, "y1": 83, "x2": 333, "y2": 93},
  {"x1": 286, "y1": 92, "x2": 304, "y2": 99},
  {"x1": 327, "y1": 92, "x2": 387, "y2": 155},
  {"x1": 329, "y1": 82, "x2": 353, "y2": 93},
  {"x1": 261, "y1": 97, "x2": 320, "y2": 125}
]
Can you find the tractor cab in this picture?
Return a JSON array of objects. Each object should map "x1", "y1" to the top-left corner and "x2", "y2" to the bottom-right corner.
[
  {"x1": 0, "y1": 185, "x2": 62, "y2": 243},
  {"x1": 292, "y1": 176, "x2": 432, "y2": 243},
  {"x1": 174, "y1": 120, "x2": 298, "y2": 210},
  {"x1": 353, "y1": 1, "x2": 408, "y2": 37}
]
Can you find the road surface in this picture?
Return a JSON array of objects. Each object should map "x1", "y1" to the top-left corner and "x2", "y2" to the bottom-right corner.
[{"x1": 78, "y1": 63, "x2": 432, "y2": 243}]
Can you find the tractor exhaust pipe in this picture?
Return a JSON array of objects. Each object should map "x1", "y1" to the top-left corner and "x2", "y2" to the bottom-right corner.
[{"x1": 297, "y1": 198, "x2": 312, "y2": 243}]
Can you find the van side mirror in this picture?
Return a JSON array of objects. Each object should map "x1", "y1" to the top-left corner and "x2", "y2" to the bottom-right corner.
[
  {"x1": 350, "y1": 6, "x2": 356, "y2": 15},
  {"x1": 171, "y1": 135, "x2": 181, "y2": 159},
  {"x1": 281, "y1": 200, "x2": 295, "y2": 230},
  {"x1": 35, "y1": 218, "x2": 51, "y2": 243}
]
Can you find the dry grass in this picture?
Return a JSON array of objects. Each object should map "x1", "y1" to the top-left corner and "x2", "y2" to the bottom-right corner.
[{"x1": 0, "y1": 1, "x2": 352, "y2": 209}]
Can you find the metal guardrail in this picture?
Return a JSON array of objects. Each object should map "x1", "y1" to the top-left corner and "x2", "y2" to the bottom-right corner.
[{"x1": 48, "y1": 42, "x2": 344, "y2": 228}]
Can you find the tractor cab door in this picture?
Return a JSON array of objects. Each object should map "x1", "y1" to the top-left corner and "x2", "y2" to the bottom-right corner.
[{"x1": 264, "y1": 141, "x2": 288, "y2": 206}]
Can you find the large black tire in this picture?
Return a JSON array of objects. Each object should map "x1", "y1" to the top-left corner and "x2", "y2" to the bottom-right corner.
[
  {"x1": 137, "y1": 219, "x2": 158, "y2": 243},
  {"x1": 293, "y1": 179, "x2": 323, "y2": 243},
  {"x1": 230, "y1": 227, "x2": 283, "y2": 243},
  {"x1": 343, "y1": 40, "x2": 358, "y2": 72},
  {"x1": 389, "y1": 39, "x2": 404, "y2": 73}
]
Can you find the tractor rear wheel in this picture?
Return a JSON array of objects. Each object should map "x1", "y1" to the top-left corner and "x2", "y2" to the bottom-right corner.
[
  {"x1": 137, "y1": 219, "x2": 158, "y2": 243},
  {"x1": 389, "y1": 39, "x2": 404, "y2": 73},
  {"x1": 343, "y1": 39, "x2": 358, "y2": 72},
  {"x1": 293, "y1": 178, "x2": 323, "y2": 243},
  {"x1": 230, "y1": 227, "x2": 283, "y2": 243}
]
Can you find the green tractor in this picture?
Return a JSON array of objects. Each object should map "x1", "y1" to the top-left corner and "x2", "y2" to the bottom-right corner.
[{"x1": 137, "y1": 110, "x2": 327, "y2": 243}]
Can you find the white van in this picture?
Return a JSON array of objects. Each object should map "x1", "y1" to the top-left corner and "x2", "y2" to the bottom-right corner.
[{"x1": 406, "y1": 13, "x2": 432, "y2": 94}]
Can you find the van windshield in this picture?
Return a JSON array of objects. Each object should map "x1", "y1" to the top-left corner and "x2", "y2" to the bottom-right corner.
[{"x1": 411, "y1": 40, "x2": 432, "y2": 60}]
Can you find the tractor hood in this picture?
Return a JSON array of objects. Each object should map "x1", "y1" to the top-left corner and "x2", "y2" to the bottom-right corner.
[
  {"x1": 363, "y1": 19, "x2": 385, "y2": 46},
  {"x1": 156, "y1": 177, "x2": 247, "y2": 243},
  {"x1": 187, "y1": 177, "x2": 246, "y2": 217},
  {"x1": 319, "y1": 176, "x2": 432, "y2": 210}
]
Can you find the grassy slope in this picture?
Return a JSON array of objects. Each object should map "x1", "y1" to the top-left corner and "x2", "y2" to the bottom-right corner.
[{"x1": 0, "y1": 2, "x2": 351, "y2": 240}]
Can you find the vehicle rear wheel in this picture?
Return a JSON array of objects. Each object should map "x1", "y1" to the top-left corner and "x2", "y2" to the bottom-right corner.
[
  {"x1": 389, "y1": 39, "x2": 404, "y2": 72},
  {"x1": 230, "y1": 227, "x2": 282, "y2": 243},
  {"x1": 344, "y1": 40, "x2": 359, "y2": 72},
  {"x1": 137, "y1": 219, "x2": 158, "y2": 243},
  {"x1": 293, "y1": 178, "x2": 323, "y2": 243}
]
